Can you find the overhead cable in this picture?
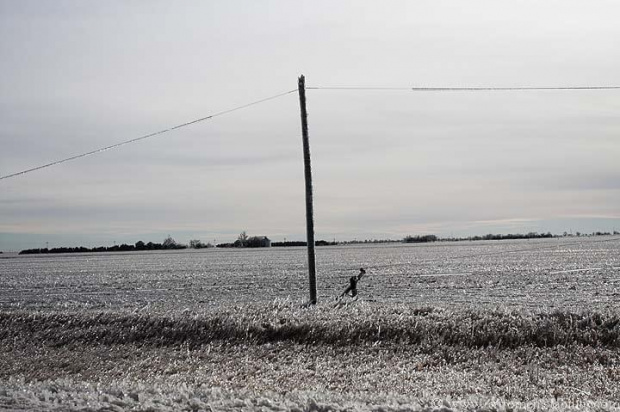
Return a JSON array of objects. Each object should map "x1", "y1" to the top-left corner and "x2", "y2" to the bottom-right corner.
[
  {"x1": 0, "y1": 89, "x2": 297, "y2": 181},
  {"x1": 307, "y1": 85, "x2": 620, "y2": 91}
]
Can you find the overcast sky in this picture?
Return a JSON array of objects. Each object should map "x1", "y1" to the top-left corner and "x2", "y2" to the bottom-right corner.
[{"x1": 1, "y1": 1, "x2": 619, "y2": 251}]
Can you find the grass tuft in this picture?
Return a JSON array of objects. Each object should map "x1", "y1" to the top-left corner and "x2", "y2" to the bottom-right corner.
[{"x1": 1, "y1": 303, "x2": 619, "y2": 349}]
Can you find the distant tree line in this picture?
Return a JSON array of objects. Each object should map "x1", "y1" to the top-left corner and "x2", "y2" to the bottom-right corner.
[
  {"x1": 590, "y1": 231, "x2": 619, "y2": 236},
  {"x1": 467, "y1": 232, "x2": 553, "y2": 241},
  {"x1": 217, "y1": 231, "x2": 273, "y2": 248},
  {"x1": 402, "y1": 232, "x2": 554, "y2": 243},
  {"x1": 401, "y1": 231, "x2": 620, "y2": 244},
  {"x1": 337, "y1": 239, "x2": 400, "y2": 244},
  {"x1": 216, "y1": 232, "x2": 339, "y2": 248},
  {"x1": 188, "y1": 239, "x2": 213, "y2": 249},
  {"x1": 16, "y1": 229, "x2": 620, "y2": 255},
  {"x1": 403, "y1": 235, "x2": 438, "y2": 243},
  {"x1": 271, "y1": 240, "x2": 337, "y2": 247},
  {"x1": 18, "y1": 236, "x2": 215, "y2": 255}
]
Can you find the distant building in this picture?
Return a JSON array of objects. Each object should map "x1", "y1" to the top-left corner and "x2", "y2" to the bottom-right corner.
[
  {"x1": 253, "y1": 236, "x2": 271, "y2": 248},
  {"x1": 239, "y1": 236, "x2": 271, "y2": 248}
]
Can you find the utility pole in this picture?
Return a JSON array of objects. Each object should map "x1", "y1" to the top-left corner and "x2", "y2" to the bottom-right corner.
[{"x1": 298, "y1": 75, "x2": 317, "y2": 305}]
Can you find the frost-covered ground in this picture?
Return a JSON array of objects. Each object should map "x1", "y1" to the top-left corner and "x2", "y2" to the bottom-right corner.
[
  {"x1": 1, "y1": 238, "x2": 619, "y2": 411},
  {"x1": 1, "y1": 237, "x2": 619, "y2": 313},
  {"x1": 2, "y1": 302, "x2": 620, "y2": 411}
]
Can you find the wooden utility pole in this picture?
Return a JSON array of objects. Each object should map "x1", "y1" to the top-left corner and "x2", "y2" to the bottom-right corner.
[{"x1": 298, "y1": 75, "x2": 317, "y2": 305}]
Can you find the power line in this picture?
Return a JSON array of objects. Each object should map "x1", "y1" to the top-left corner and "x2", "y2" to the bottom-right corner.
[
  {"x1": 4, "y1": 83, "x2": 619, "y2": 182},
  {"x1": 0, "y1": 89, "x2": 297, "y2": 181},
  {"x1": 307, "y1": 85, "x2": 620, "y2": 91}
]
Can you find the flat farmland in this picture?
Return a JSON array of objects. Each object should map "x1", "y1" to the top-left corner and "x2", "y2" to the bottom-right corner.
[
  {"x1": 1, "y1": 237, "x2": 619, "y2": 312},
  {"x1": 1, "y1": 237, "x2": 620, "y2": 411}
]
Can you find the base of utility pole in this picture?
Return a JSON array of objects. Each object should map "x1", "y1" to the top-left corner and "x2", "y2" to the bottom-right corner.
[{"x1": 298, "y1": 75, "x2": 317, "y2": 305}]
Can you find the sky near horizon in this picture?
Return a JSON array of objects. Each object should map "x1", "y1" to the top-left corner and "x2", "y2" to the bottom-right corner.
[{"x1": 1, "y1": 1, "x2": 619, "y2": 251}]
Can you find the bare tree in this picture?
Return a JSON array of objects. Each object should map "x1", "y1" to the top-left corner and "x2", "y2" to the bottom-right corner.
[
  {"x1": 236, "y1": 231, "x2": 249, "y2": 247},
  {"x1": 163, "y1": 235, "x2": 177, "y2": 249}
]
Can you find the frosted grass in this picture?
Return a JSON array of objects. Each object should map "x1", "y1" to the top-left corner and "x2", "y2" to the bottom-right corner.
[
  {"x1": 2, "y1": 301, "x2": 620, "y2": 411},
  {"x1": 2, "y1": 376, "x2": 620, "y2": 412},
  {"x1": 2, "y1": 302, "x2": 620, "y2": 348}
]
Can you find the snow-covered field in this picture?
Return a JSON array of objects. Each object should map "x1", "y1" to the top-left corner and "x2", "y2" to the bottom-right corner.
[{"x1": 1, "y1": 237, "x2": 619, "y2": 411}]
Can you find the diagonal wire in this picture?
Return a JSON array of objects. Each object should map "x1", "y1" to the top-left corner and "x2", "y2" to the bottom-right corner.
[
  {"x1": 410, "y1": 86, "x2": 620, "y2": 91},
  {"x1": 0, "y1": 89, "x2": 297, "y2": 181}
]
